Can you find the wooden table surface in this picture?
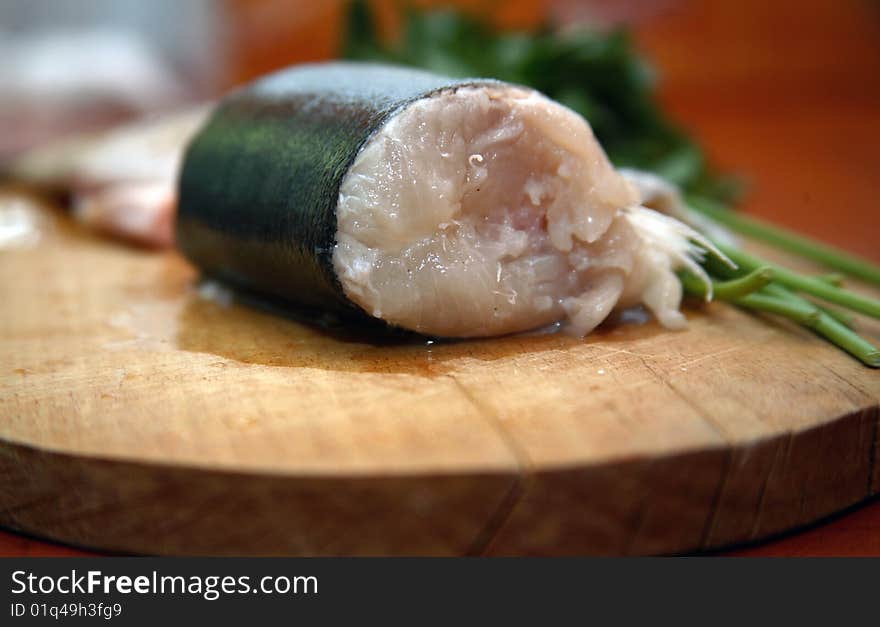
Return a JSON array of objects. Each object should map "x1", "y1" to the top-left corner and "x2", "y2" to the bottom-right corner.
[{"x1": 1, "y1": 0, "x2": 878, "y2": 556}]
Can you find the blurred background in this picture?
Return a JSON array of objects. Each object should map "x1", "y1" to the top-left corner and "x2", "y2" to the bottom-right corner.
[{"x1": 1, "y1": 0, "x2": 878, "y2": 259}]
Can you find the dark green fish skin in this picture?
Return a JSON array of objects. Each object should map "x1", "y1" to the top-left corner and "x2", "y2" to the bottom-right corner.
[{"x1": 177, "y1": 62, "x2": 499, "y2": 324}]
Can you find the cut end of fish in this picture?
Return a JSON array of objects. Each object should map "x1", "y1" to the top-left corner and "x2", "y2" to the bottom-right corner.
[
  {"x1": 621, "y1": 204, "x2": 731, "y2": 304},
  {"x1": 333, "y1": 85, "x2": 699, "y2": 337},
  {"x1": 618, "y1": 167, "x2": 739, "y2": 249}
]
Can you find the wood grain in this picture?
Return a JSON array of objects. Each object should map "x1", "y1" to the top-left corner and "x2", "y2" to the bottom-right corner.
[{"x1": 0, "y1": 190, "x2": 877, "y2": 555}]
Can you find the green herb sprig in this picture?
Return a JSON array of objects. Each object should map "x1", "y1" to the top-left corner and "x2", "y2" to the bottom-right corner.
[
  {"x1": 681, "y1": 241, "x2": 880, "y2": 366},
  {"x1": 689, "y1": 196, "x2": 880, "y2": 285},
  {"x1": 702, "y1": 275, "x2": 879, "y2": 367}
]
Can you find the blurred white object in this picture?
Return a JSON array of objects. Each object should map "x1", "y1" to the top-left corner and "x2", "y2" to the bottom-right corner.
[
  {"x1": 619, "y1": 168, "x2": 737, "y2": 247},
  {"x1": 11, "y1": 107, "x2": 213, "y2": 185},
  {"x1": 0, "y1": 30, "x2": 185, "y2": 109},
  {"x1": 0, "y1": 0, "x2": 226, "y2": 158},
  {"x1": 10, "y1": 106, "x2": 212, "y2": 248},
  {"x1": 0, "y1": 195, "x2": 45, "y2": 249}
]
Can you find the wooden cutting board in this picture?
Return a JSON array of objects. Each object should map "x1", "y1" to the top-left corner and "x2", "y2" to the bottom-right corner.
[{"x1": 1, "y1": 189, "x2": 877, "y2": 555}]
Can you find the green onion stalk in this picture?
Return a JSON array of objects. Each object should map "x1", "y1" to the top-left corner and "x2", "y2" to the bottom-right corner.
[{"x1": 681, "y1": 204, "x2": 880, "y2": 368}]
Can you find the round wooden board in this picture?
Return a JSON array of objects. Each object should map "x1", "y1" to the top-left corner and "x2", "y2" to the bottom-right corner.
[{"x1": 1, "y1": 192, "x2": 878, "y2": 555}]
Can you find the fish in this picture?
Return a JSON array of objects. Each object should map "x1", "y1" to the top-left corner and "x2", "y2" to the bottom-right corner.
[{"x1": 11, "y1": 62, "x2": 724, "y2": 338}]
